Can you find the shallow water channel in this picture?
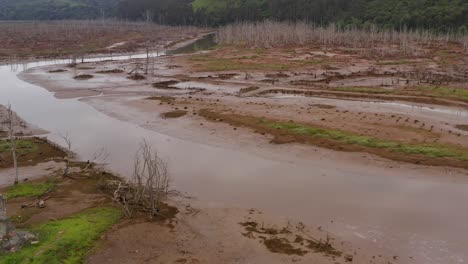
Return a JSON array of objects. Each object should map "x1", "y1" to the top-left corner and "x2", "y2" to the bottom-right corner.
[{"x1": 1, "y1": 36, "x2": 468, "y2": 263}]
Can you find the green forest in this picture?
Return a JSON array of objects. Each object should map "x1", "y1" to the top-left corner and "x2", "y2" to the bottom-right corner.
[
  {"x1": 0, "y1": 0, "x2": 467, "y2": 31},
  {"x1": 0, "y1": 0, "x2": 118, "y2": 20}
]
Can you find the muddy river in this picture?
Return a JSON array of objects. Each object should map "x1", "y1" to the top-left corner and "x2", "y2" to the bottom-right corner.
[{"x1": 1, "y1": 38, "x2": 468, "y2": 263}]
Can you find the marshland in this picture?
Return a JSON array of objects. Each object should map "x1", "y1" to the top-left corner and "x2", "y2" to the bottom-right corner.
[{"x1": 1, "y1": 2, "x2": 468, "y2": 263}]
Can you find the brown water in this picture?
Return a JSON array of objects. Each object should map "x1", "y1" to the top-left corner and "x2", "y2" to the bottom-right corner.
[{"x1": 1, "y1": 46, "x2": 468, "y2": 263}]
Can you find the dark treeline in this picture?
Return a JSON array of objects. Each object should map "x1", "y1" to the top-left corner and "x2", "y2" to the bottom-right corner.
[
  {"x1": 0, "y1": 0, "x2": 117, "y2": 20},
  {"x1": 116, "y1": 0, "x2": 196, "y2": 25},
  {"x1": 0, "y1": 0, "x2": 466, "y2": 32},
  {"x1": 116, "y1": 0, "x2": 467, "y2": 31}
]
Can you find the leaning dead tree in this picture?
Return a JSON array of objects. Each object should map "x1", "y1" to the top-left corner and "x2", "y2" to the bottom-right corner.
[
  {"x1": 112, "y1": 140, "x2": 170, "y2": 217},
  {"x1": 60, "y1": 133, "x2": 73, "y2": 177},
  {"x1": 6, "y1": 104, "x2": 19, "y2": 185}
]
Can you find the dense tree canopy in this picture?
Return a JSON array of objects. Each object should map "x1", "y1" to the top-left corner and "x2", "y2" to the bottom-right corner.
[
  {"x1": 0, "y1": 0, "x2": 118, "y2": 20},
  {"x1": 0, "y1": 0, "x2": 466, "y2": 31},
  {"x1": 189, "y1": 0, "x2": 468, "y2": 30}
]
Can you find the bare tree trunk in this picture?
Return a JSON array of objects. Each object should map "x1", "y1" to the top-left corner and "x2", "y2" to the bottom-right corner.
[
  {"x1": 145, "y1": 46, "x2": 150, "y2": 75},
  {"x1": 6, "y1": 104, "x2": 19, "y2": 185},
  {"x1": 12, "y1": 146, "x2": 18, "y2": 185},
  {"x1": 60, "y1": 133, "x2": 73, "y2": 177}
]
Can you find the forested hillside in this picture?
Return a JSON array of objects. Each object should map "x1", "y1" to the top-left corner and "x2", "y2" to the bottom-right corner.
[
  {"x1": 0, "y1": 0, "x2": 118, "y2": 20},
  {"x1": 191, "y1": 0, "x2": 468, "y2": 30},
  {"x1": 1, "y1": 0, "x2": 466, "y2": 32}
]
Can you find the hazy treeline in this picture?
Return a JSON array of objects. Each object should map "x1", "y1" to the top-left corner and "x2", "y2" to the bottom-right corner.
[{"x1": 0, "y1": 0, "x2": 467, "y2": 32}]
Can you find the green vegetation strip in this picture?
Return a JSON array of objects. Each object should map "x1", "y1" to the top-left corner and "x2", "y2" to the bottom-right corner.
[
  {"x1": 0, "y1": 207, "x2": 121, "y2": 264},
  {"x1": 268, "y1": 122, "x2": 468, "y2": 160},
  {"x1": 414, "y1": 86, "x2": 468, "y2": 101},
  {"x1": 4, "y1": 181, "x2": 56, "y2": 199},
  {"x1": 329, "y1": 86, "x2": 468, "y2": 102},
  {"x1": 332, "y1": 87, "x2": 394, "y2": 94},
  {"x1": 0, "y1": 139, "x2": 39, "y2": 155}
]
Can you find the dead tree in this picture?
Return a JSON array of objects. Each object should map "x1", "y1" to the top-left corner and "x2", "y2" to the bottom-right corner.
[
  {"x1": 60, "y1": 133, "x2": 73, "y2": 177},
  {"x1": 6, "y1": 104, "x2": 19, "y2": 185},
  {"x1": 145, "y1": 45, "x2": 150, "y2": 75},
  {"x1": 113, "y1": 140, "x2": 170, "y2": 217},
  {"x1": 133, "y1": 140, "x2": 169, "y2": 215}
]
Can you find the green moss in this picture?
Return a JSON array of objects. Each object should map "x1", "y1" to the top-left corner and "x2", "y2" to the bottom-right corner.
[
  {"x1": 0, "y1": 207, "x2": 122, "y2": 264},
  {"x1": 268, "y1": 122, "x2": 468, "y2": 160},
  {"x1": 4, "y1": 181, "x2": 56, "y2": 199}
]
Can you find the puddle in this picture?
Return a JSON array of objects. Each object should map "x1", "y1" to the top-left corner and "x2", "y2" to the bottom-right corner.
[
  {"x1": 106, "y1": 42, "x2": 127, "y2": 49},
  {"x1": 369, "y1": 101, "x2": 468, "y2": 117}
]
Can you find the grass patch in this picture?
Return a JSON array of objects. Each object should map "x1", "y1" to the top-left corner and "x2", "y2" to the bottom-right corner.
[
  {"x1": 268, "y1": 122, "x2": 468, "y2": 160},
  {"x1": 4, "y1": 180, "x2": 56, "y2": 199},
  {"x1": 332, "y1": 87, "x2": 394, "y2": 94},
  {"x1": 152, "y1": 80, "x2": 179, "y2": 89},
  {"x1": 73, "y1": 74, "x2": 94, "y2": 80},
  {"x1": 239, "y1": 86, "x2": 260, "y2": 94},
  {"x1": 127, "y1": 73, "x2": 146, "y2": 80},
  {"x1": 9, "y1": 211, "x2": 36, "y2": 224},
  {"x1": 95, "y1": 69, "x2": 124, "y2": 74},
  {"x1": 305, "y1": 238, "x2": 342, "y2": 257},
  {"x1": 146, "y1": 96, "x2": 175, "y2": 104},
  {"x1": 263, "y1": 237, "x2": 308, "y2": 256},
  {"x1": 413, "y1": 86, "x2": 468, "y2": 101},
  {"x1": 48, "y1": 69, "x2": 67, "y2": 73},
  {"x1": 161, "y1": 110, "x2": 187, "y2": 119},
  {"x1": 239, "y1": 221, "x2": 341, "y2": 257},
  {"x1": 0, "y1": 138, "x2": 66, "y2": 168},
  {"x1": 0, "y1": 139, "x2": 38, "y2": 155},
  {"x1": 0, "y1": 207, "x2": 122, "y2": 264},
  {"x1": 456, "y1": 125, "x2": 468, "y2": 131}
]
